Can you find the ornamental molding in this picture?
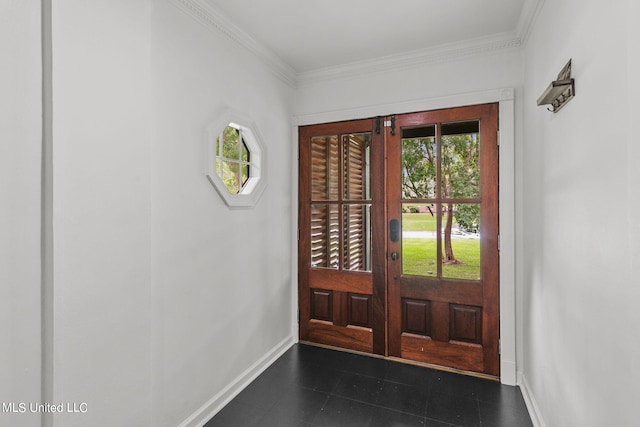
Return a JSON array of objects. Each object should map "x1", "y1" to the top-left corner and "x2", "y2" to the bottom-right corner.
[{"x1": 296, "y1": 33, "x2": 523, "y2": 87}]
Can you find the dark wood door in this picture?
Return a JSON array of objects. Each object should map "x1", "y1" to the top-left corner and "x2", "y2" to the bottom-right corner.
[
  {"x1": 386, "y1": 104, "x2": 500, "y2": 376},
  {"x1": 299, "y1": 103, "x2": 500, "y2": 376},
  {"x1": 298, "y1": 119, "x2": 386, "y2": 355}
]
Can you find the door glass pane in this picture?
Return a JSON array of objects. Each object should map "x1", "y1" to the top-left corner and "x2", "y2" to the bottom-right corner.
[
  {"x1": 401, "y1": 203, "x2": 437, "y2": 277},
  {"x1": 311, "y1": 204, "x2": 340, "y2": 269},
  {"x1": 311, "y1": 136, "x2": 339, "y2": 200},
  {"x1": 441, "y1": 121, "x2": 480, "y2": 199},
  {"x1": 401, "y1": 125, "x2": 437, "y2": 200},
  {"x1": 343, "y1": 204, "x2": 372, "y2": 272},
  {"x1": 441, "y1": 203, "x2": 481, "y2": 281},
  {"x1": 343, "y1": 133, "x2": 371, "y2": 200}
]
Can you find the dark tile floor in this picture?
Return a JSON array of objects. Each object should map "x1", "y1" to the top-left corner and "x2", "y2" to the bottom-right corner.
[{"x1": 205, "y1": 344, "x2": 533, "y2": 427}]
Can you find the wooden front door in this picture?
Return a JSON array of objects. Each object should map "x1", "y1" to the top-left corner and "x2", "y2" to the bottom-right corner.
[
  {"x1": 298, "y1": 103, "x2": 500, "y2": 376},
  {"x1": 298, "y1": 119, "x2": 386, "y2": 355},
  {"x1": 386, "y1": 104, "x2": 500, "y2": 376}
]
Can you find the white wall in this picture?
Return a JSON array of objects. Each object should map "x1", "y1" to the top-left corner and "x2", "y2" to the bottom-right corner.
[
  {"x1": 150, "y1": 1, "x2": 294, "y2": 425},
  {"x1": 0, "y1": 2, "x2": 43, "y2": 426},
  {"x1": 51, "y1": 1, "x2": 153, "y2": 425},
  {"x1": 48, "y1": 1, "x2": 294, "y2": 426},
  {"x1": 521, "y1": 1, "x2": 640, "y2": 425}
]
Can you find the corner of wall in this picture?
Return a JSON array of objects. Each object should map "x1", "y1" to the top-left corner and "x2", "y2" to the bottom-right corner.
[
  {"x1": 519, "y1": 373, "x2": 547, "y2": 427},
  {"x1": 178, "y1": 336, "x2": 295, "y2": 427}
]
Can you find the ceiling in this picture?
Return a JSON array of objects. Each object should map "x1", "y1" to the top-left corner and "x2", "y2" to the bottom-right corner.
[{"x1": 205, "y1": 0, "x2": 535, "y2": 74}]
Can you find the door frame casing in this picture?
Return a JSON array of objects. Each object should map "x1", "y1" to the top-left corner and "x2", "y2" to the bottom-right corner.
[{"x1": 292, "y1": 88, "x2": 517, "y2": 385}]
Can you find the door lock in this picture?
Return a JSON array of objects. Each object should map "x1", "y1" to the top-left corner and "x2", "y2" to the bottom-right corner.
[
  {"x1": 389, "y1": 219, "x2": 400, "y2": 242},
  {"x1": 390, "y1": 252, "x2": 399, "y2": 261}
]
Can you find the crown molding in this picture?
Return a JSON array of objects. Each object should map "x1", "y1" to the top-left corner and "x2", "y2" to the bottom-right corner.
[
  {"x1": 169, "y1": 0, "x2": 543, "y2": 89},
  {"x1": 295, "y1": 1, "x2": 544, "y2": 87},
  {"x1": 516, "y1": 0, "x2": 546, "y2": 47},
  {"x1": 296, "y1": 32, "x2": 523, "y2": 87},
  {"x1": 169, "y1": 0, "x2": 297, "y2": 87}
]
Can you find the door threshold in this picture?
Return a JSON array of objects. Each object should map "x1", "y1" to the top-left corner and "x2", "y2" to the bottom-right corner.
[
  {"x1": 384, "y1": 356, "x2": 500, "y2": 382},
  {"x1": 299, "y1": 340, "x2": 386, "y2": 360},
  {"x1": 298, "y1": 341, "x2": 500, "y2": 382}
]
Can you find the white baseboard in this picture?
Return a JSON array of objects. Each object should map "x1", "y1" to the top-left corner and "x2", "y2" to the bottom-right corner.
[
  {"x1": 500, "y1": 360, "x2": 517, "y2": 386},
  {"x1": 179, "y1": 335, "x2": 296, "y2": 427},
  {"x1": 519, "y1": 373, "x2": 547, "y2": 427}
]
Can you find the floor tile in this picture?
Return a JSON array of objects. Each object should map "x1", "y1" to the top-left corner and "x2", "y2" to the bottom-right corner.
[
  {"x1": 313, "y1": 395, "x2": 375, "y2": 426},
  {"x1": 261, "y1": 348, "x2": 304, "y2": 381},
  {"x1": 331, "y1": 371, "x2": 384, "y2": 405},
  {"x1": 257, "y1": 360, "x2": 300, "y2": 388},
  {"x1": 230, "y1": 375, "x2": 282, "y2": 413},
  {"x1": 203, "y1": 400, "x2": 262, "y2": 427},
  {"x1": 426, "y1": 393, "x2": 481, "y2": 427},
  {"x1": 294, "y1": 361, "x2": 344, "y2": 393},
  {"x1": 369, "y1": 406, "x2": 427, "y2": 426},
  {"x1": 265, "y1": 386, "x2": 328, "y2": 424},
  {"x1": 475, "y1": 382, "x2": 528, "y2": 409},
  {"x1": 385, "y1": 361, "x2": 436, "y2": 389},
  {"x1": 427, "y1": 371, "x2": 484, "y2": 400},
  {"x1": 305, "y1": 345, "x2": 359, "y2": 370},
  {"x1": 258, "y1": 412, "x2": 314, "y2": 427},
  {"x1": 377, "y1": 380, "x2": 428, "y2": 417},
  {"x1": 478, "y1": 400, "x2": 534, "y2": 427},
  {"x1": 423, "y1": 418, "x2": 459, "y2": 427},
  {"x1": 342, "y1": 354, "x2": 389, "y2": 378}
]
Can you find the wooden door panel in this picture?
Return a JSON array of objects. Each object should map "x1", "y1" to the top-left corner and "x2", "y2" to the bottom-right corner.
[
  {"x1": 307, "y1": 288, "x2": 373, "y2": 352},
  {"x1": 308, "y1": 269, "x2": 372, "y2": 294},
  {"x1": 401, "y1": 277, "x2": 483, "y2": 305},
  {"x1": 400, "y1": 336, "x2": 484, "y2": 372},
  {"x1": 402, "y1": 298, "x2": 431, "y2": 336},
  {"x1": 310, "y1": 289, "x2": 333, "y2": 321},
  {"x1": 299, "y1": 119, "x2": 385, "y2": 355},
  {"x1": 348, "y1": 293, "x2": 372, "y2": 327},
  {"x1": 307, "y1": 321, "x2": 373, "y2": 353},
  {"x1": 449, "y1": 304, "x2": 482, "y2": 344},
  {"x1": 387, "y1": 103, "x2": 500, "y2": 376}
]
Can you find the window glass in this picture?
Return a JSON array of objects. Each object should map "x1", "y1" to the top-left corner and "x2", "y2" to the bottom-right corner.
[{"x1": 215, "y1": 125, "x2": 253, "y2": 195}]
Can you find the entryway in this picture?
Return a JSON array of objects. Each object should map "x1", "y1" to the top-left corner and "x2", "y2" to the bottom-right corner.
[{"x1": 298, "y1": 103, "x2": 499, "y2": 377}]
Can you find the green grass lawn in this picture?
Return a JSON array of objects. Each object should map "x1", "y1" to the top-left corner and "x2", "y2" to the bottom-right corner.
[
  {"x1": 402, "y1": 212, "x2": 437, "y2": 231},
  {"x1": 402, "y1": 212, "x2": 480, "y2": 281}
]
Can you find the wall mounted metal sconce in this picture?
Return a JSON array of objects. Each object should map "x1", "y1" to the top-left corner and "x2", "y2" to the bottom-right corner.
[{"x1": 537, "y1": 59, "x2": 575, "y2": 113}]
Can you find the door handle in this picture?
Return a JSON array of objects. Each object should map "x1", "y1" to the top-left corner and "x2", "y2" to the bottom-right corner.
[{"x1": 390, "y1": 252, "x2": 399, "y2": 261}]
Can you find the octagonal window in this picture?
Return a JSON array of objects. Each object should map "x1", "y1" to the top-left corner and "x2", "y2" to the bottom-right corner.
[{"x1": 206, "y1": 109, "x2": 266, "y2": 208}]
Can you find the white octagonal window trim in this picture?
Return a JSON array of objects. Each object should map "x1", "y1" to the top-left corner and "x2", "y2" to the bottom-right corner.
[{"x1": 206, "y1": 109, "x2": 266, "y2": 208}]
